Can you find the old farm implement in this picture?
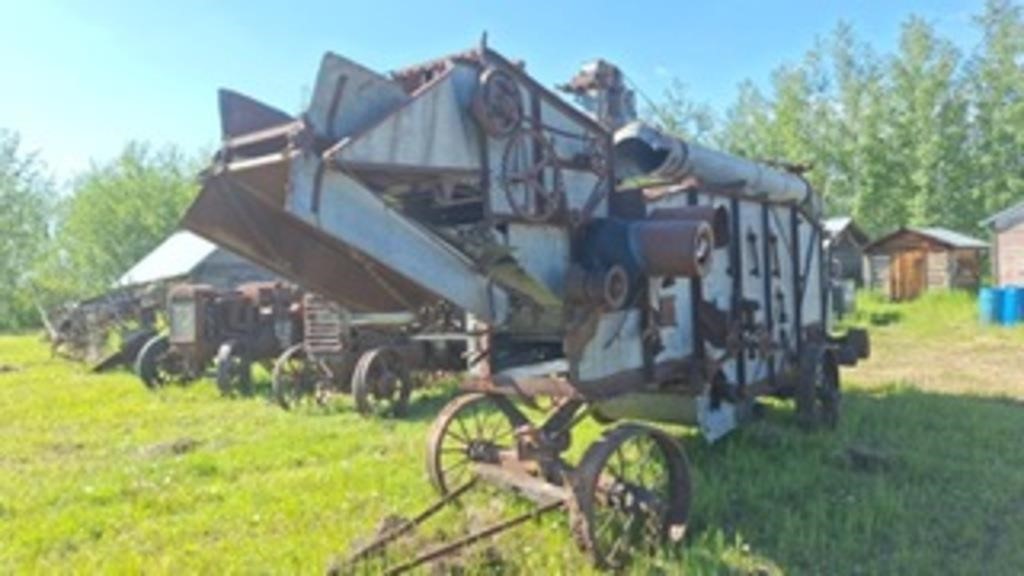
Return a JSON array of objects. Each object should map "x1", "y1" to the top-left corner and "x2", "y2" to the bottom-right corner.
[
  {"x1": 271, "y1": 293, "x2": 463, "y2": 416},
  {"x1": 41, "y1": 286, "x2": 161, "y2": 372},
  {"x1": 181, "y1": 41, "x2": 868, "y2": 569},
  {"x1": 135, "y1": 281, "x2": 302, "y2": 394}
]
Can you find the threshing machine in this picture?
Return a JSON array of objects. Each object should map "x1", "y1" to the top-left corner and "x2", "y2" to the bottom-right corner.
[{"x1": 182, "y1": 40, "x2": 868, "y2": 569}]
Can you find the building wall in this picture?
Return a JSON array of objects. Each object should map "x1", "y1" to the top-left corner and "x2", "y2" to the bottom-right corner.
[
  {"x1": 832, "y1": 236, "x2": 864, "y2": 286},
  {"x1": 996, "y1": 220, "x2": 1024, "y2": 286},
  {"x1": 950, "y1": 249, "x2": 983, "y2": 290},
  {"x1": 927, "y1": 250, "x2": 949, "y2": 289},
  {"x1": 190, "y1": 249, "x2": 277, "y2": 289},
  {"x1": 866, "y1": 254, "x2": 891, "y2": 297}
]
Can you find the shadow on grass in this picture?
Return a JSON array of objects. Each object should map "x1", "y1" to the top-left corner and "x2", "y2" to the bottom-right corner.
[{"x1": 670, "y1": 385, "x2": 1024, "y2": 574}]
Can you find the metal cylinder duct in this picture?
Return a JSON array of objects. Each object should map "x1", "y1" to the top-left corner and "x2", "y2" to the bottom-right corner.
[
  {"x1": 648, "y1": 205, "x2": 731, "y2": 248},
  {"x1": 629, "y1": 219, "x2": 714, "y2": 278},
  {"x1": 613, "y1": 121, "x2": 814, "y2": 205}
]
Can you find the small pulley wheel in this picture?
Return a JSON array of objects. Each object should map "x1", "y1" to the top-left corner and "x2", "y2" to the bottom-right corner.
[
  {"x1": 472, "y1": 67, "x2": 523, "y2": 138},
  {"x1": 501, "y1": 129, "x2": 565, "y2": 222}
]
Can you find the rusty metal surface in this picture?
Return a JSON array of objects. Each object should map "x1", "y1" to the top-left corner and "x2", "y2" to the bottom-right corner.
[
  {"x1": 182, "y1": 173, "x2": 437, "y2": 314},
  {"x1": 629, "y1": 219, "x2": 714, "y2": 277}
]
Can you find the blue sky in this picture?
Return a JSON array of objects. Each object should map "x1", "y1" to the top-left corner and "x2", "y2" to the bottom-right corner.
[{"x1": 0, "y1": 0, "x2": 983, "y2": 184}]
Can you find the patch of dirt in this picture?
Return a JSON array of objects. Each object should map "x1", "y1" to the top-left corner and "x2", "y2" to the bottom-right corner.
[
  {"x1": 0, "y1": 364, "x2": 20, "y2": 373},
  {"x1": 832, "y1": 444, "x2": 898, "y2": 473},
  {"x1": 847, "y1": 331, "x2": 1024, "y2": 398},
  {"x1": 141, "y1": 437, "x2": 201, "y2": 458}
]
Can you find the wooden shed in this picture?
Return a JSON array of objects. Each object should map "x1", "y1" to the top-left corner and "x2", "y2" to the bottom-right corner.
[
  {"x1": 824, "y1": 217, "x2": 870, "y2": 287},
  {"x1": 864, "y1": 227, "x2": 987, "y2": 300},
  {"x1": 981, "y1": 200, "x2": 1024, "y2": 286}
]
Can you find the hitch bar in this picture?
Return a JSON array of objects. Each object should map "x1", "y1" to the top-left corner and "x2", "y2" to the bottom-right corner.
[{"x1": 337, "y1": 466, "x2": 568, "y2": 575}]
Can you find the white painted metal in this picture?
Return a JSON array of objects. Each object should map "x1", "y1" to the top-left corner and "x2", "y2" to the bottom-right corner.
[
  {"x1": 284, "y1": 155, "x2": 510, "y2": 324},
  {"x1": 614, "y1": 122, "x2": 815, "y2": 205},
  {"x1": 306, "y1": 52, "x2": 410, "y2": 140},
  {"x1": 331, "y1": 70, "x2": 482, "y2": 171}
]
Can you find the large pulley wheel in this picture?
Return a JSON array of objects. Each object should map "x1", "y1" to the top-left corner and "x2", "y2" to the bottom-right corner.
[
  {"x1": 796, "y1": 347, "x2": 841, "y2": 430},
  {"x1": 135, "y1": 334, "x2": 171, "y2": 389},
  {"x1": 501, "y1": 129, "x2": 565, "y2": 222},
  {"x1": 351, "y1": 347, "x2": 412, "y2": 418},
  {"x1": 471, "y1": 67, "x2": 523, "y2": 138},
  {"x1": 271, "y1": 343, "x2": 317, "y2": 410},
  {"x1": 215, "y1": 342, "x2": 251, "y2": 397},
  {"x1": 569, "y1": 424, "x2": 692, "y2": 570},
  {"x1": 426, "y1": 393, "x2": 520, "y2": 496}
]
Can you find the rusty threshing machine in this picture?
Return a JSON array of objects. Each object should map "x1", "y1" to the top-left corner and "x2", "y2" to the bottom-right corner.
[{"x1": 181, "y1": 41, "x2": 868, "y2": 569}]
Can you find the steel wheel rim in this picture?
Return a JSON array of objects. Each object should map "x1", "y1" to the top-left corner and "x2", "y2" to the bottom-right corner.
[
  {"x1": 427, "y1": 394, "x2": 518, "y2": 495},
  {"x1": 572, "y1": 425, "x2": 691, "y2": 569},
  {"x1": 273, "y1": 345, "x2": 315, "y2": 409}
]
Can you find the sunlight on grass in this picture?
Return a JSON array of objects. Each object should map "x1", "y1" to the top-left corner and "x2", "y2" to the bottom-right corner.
[{"x1": 2, "y1": 297, "x2": 1024, "y2": 574}]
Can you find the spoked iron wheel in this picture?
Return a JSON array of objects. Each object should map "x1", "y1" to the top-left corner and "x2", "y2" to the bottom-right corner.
[
  {"x1": 570, "y1": 424, "x2": 691, "y2": 570},
  {"x1": 796, "y1": 348, "x2": 841, "y2": 430},
  {"x1": 426, "y1": 393, "x2": 522, "y2": 496},
  {"x1": 135, "y1": 334, "x2": 173, "y2": 389},
  {"x1": 351, "y1": 347, "x2": 412, "y2": 418},
  {"x1": 215, "y1": 342, "x2": 252, "y2": 397},
  {"x1": 271, "y1": 343, "x2": 318, "y2": 410}
]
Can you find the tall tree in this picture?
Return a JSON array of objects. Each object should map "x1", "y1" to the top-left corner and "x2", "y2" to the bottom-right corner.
[
  {"x1": 0, "y1": 130, "x2": 55, "y2": 329},
  {"x1": 887, "y1": 17, "x2": 970, "y2": 229},
  {"x1": 648, "y1": 78, "x2": 718, "y2": 144},
  {"x1": 966, "y1": 0, "x2": 1024, "y2": 222},
  {"x1": 34, "y1": 142, "x2": 200, "y2": 301}
]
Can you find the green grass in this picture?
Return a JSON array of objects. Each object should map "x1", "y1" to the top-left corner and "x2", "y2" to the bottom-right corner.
[{"x1": 2, "y1": 295, "x2": 1023, "y2": 574}]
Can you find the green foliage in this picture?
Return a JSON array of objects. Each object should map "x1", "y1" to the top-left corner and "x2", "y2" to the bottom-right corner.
[
  {"x1": 33, "y1": 143, "x2": 200, "y2": 304},
  {"x1": 0, "y1": 130, "x2": 55, "y2": 330},
  {"x1": 660, "y1": 0, "x2": 1024, "y2": 239}
]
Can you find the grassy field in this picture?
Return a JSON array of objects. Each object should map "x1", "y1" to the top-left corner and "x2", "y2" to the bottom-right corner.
[{"x1": 1, "y1": 292, "x2": 1023, "y2": 574}]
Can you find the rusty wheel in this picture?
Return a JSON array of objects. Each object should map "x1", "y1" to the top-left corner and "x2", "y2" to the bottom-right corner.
[
  {"x1": 351, "y1": 347, "x2": 412, "y2": 418},
  {"x1": 272, "y1": 343, "x2": 317, "y2": 410},
  {"x1": 796, "y1": 347, "x2": 841, "y2": 430},
  {"x1": 501, "y1": 129, "x2": 564, "y2": 222},
  {"x1": 569, "y1": 424, "x2": 691, "y2": 570},
  {"x1": 471, "y1": 67, "x2": 523, "y2": 138},
  {"x1": 136, "y1": 334, "x2": 172, "y2": 389},
  {"x1": 215, "y1": 342, "x2": 251, "y2": 397},
  {"x1": 426, "y1": 393, "x2": 520, "y2": 496}
]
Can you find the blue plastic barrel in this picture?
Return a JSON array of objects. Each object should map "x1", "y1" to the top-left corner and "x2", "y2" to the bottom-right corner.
[
  {"x1": 1002, "y1": 286, "x2": 1022, "y2": 326},
  {"x1": 979, "y1": 287, "x2": 1003, "y2": 324}
]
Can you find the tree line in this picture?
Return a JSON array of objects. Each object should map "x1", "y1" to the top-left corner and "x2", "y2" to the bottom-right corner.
[
  {"x1": 651, "y1": 0, "x2": 1022, "y2": 238},
  {"x1": 0, "y1": 133, "x2": 199, "y2": 330},
  {"x1": 0, "y1": 0, "x2": 1020, "y2": 330}
]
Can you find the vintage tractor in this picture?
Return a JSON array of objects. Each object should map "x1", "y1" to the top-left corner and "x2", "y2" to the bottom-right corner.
[
  {"x1": 270, "y1": 293, "x2": 464, "y2": 416},
  {"x1": 182, "y1": 41, "x2": 869, "y2": 570},
  {"x1": 135, "y1": 281, "x2": 302, "y2": 394}
]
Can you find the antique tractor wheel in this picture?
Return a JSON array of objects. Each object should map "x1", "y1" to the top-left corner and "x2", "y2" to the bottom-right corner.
[
  {"x1": 569, "y1": 424, "x2": 692, "y2": 570},
  {"x1": 136, "y1": 334, "x2": 173, "y2": 389},
  {"x1": 426, "y1": 393, "x2": 520, "y2": 495},
  {"x1": 271, "y1": 343, "x2": 318, "y2": 410},
  {"x1": 351, "y1": 347, "x2": 412, "y2": 418},
  {"x1": 796, "y1": 347, "x2": 841, "y2": 430},
  {"x1": 215, "y1": 342, "x2": 252, "y2": 397}
]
